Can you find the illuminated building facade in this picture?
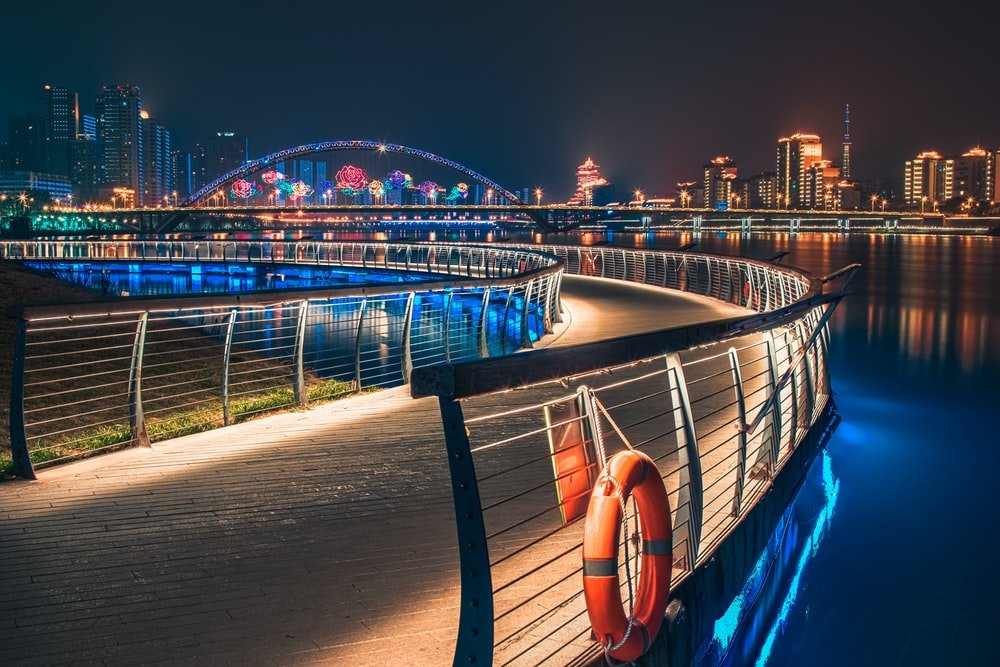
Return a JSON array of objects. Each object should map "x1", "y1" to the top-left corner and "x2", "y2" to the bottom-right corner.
[
  {"x1": 142, "y1": 112, "x2": 172, "y2": 206},
  {"x1": 675, "y1": 181, "x2": 704, "y2": 208},
  {"x1": 776, "y1": 133, "x2": 823, "y2": 208},
  {"x1": 904, "y1": 148, "x2": 997, "y2": 206},
  {"x1": 96, "y1": 84, "x2": 143, "y2": 203},
  {"x1": 804, "y1": 160, "x2": 841, "y2": 209},
  {"x1": 0, "y1": 171, "x2": 72, "y2": 201},
  {"x1": 703, "y1": 156, "x2": 738, "y2": 208},
  {"x1": 841, "y1": 104, "x2": 851, "y2": 180},
  {"x1": 43, "y1": 85, "x2": 77, "y2": 177},
  {"x1": 748, "y1": 172, "x2": 777, "y2": 208},
  {"x1": 567, "y1": 157, "x2": 608, "y2": 206}
]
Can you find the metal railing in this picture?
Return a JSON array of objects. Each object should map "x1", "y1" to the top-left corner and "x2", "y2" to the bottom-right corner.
[
  {"x1": 2, "y1": 241, "x2": 563, "y2": 478},
  {"x1": 411, "y1": 246, "x2": 857, "y2": 666}
]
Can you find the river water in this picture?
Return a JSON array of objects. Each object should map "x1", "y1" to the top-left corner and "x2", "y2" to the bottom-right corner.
[{"x1": 332, "y1": 227, "x2": 999, "y2": 664}]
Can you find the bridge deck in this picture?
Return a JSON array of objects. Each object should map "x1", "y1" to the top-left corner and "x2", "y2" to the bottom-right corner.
[{"x1": 0, "y1": 275, "x2": 749, "y2": 666}]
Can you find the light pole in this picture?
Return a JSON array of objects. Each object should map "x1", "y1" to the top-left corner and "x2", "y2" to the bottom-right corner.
[
  {"x1": 870, "y1": 194, "x2": 878, "y2": 212},
  {"x1": 921, "y1": 196, "x2": 927, "y2": 214},
  {"x1": 881, "y1": 197, "x2": 887, "y2": 212},
  {"x1": 534, "y1": 187, "x2": 543, "y2": 206}
]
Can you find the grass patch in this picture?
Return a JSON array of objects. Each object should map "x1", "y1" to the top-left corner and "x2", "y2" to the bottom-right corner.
[{"x1": 1, "y1": 377, "x2": 358, "y2": 476}]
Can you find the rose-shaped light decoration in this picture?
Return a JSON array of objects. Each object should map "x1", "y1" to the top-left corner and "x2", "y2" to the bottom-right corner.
[
  {"x1": 419, "y1": 181, "x2": 439, "y2": 198},
  {"x1": 277, "y1": 180, "x2": 295, "y2": 194},
  {"x1": 231, "y1": 178, "x2": 255, "y2": 199},
  {"x1": 386, "y1": 170, "x2": 407, "y2": 189},
  {"x1": 290, "y1": 180, "x2": 313, "y2": 199},
  {"x1": 457, "y1": 183, "x2": 469, "y2": 198},
  {"x1": 336, "y1": 165, "x2": 368, "y2": 191},
  {"x1": 261, "y1": 170, "x2": 284, "y2": 185},
  {"x1": 368, "y1": 179, "x2": 385, "y2": 197}
]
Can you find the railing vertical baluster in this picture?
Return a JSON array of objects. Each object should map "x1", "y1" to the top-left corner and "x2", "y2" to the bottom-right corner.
[
  {"x1": 443, "y1": 292, "x2": 454, "y2": 363},
  {"x1": 9, "y1": 318, "x2": 34, "y2": 479},
  {"x1": 521, "y1": 280, "x2": 534, "y2": 348},
  {"x1": 665, "y1": 352, "x2": 703, "y2": 570},
  {"x1": 437, "y1": 397, "x2": 494, "y2": 667},
  {"x1": 797, "y1": 322, "x2": 816, "y2": 424},
  {"x1": 501, "y1": 286, "x2": 515, "y2": 349},
  {"x1": 551, "y1": 271, "x2": 564, "y2": 324},
  {"x1": 477, "y1": 288, "x2": 491, "y2": 357},
  {"x1": 401, "y1": 292, "x2": 416, "y2": 383},
  {"x1": 728, "y1": 348, "x2": 748, "y2": 517},
  {"x1": 354, "y1": 298, "x2": 368, "y2": 392},
  {"x1": 764, "y1": 334, "x2": 782, "y2": 470},
  {"x1": 293, "y1": 300, "x2": 309, "y2": 405},
  {"x1": 128, "y1": 312, "x2": 150, "y2": 448},
  {"x1": 785, "y1": 331, "x2": 798, "y2": 448},
  {"x1": 222, "y1": 309, "x2": 238, "y2": 425}
]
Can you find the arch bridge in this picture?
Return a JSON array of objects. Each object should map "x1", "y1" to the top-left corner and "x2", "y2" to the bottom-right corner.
[{"x1": 181, "y1": 140, "x2": 554, "y2": 231}]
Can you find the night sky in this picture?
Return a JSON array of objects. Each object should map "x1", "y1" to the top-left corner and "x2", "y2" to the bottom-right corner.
[{"x1": 1, "y1": 0, "x2": 995, "y2": 199}]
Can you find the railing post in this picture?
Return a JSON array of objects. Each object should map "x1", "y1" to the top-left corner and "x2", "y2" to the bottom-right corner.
[
  {"x1": 785, "y1": 331, "x2": 799, "y2": 448},
  {"x1": 8, "y1": 318, "x2": 35, "y2": 479},
  {"x1": 764, "y1": 334, "x2": 782, "y2": 469},
  {"x1": 551, "y1": 271, "x2": 564, "y2": 324},
  {"x1": 665, "y1": 352, "x2": 703, "y2": 570},
  {"x1": 292, "y1": 301, "x2": 309, "y2": 405},
  {"x1": 728, "y1": 348, "x2": 748, "y2": 517},
  {"x1": 796, "y1": 321, "x2": 816, "y2": 424},
  {"x1": 443, "y1": 292, "x2": 454, "y2": 363},
  {"x1": 222, "y1": 309, "x2": 238, "y2": 425},
  {"x1": 500, "y1": 286, "x2": 515, "y2": 349},
  {"x1": 401, "y1": 293, "x2": 416, "y2": 383},
  {"x1": 438, "y1": 397, "x2": 494, "y2": 666},
  {"x1": 128, "y1": 312, "x2": 150, "y2": 448},
  {"x1": 477, "y1": 288, "x2": 491, "y2": 358},
  {"x1": 520, "y1": 280, "x2": 534, "y2": 349},
  {"x1": 354, "y1": 298, "x2": 368, "y2": 392},
  {"x1": 541, "y1": 275, "x2": 554, "y2": 334}
]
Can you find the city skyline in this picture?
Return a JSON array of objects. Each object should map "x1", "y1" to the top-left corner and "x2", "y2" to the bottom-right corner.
[{"x1": 1, "y1": 0, "x2": 997, "y2": 200}]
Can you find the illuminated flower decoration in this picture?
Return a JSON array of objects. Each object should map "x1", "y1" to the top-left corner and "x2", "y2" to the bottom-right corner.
[
  {"x1": 419, "y1": 181, "x2": 439, "y2": 198},
  {"x1": 368, "y1": 179, "x2": 385, "y2": 197},
  {"x1": 290, "y1": 180, "x2": 313, "y2": 199},
  {"x1": 403, "y1": 173, "x2": 414, "y2": 188},
  {"x1": 277, "y1": 180, "x2": 295, "y2": 195},
  {"x1": 336, "y1": 165, "x2": 369, "y2": 191},
  {"x1": 386, "y1": 170, "x2": 407, "y2": 189},
  {"x1": 261, "y1": 170, "x2": 284, "y2": 185},
  {"x1": 231, "y1": 178, "x2": 256, "y2": 199},
  {"x1": 457, "y1": 182, "x2": 469, "y2": 196},
  {"x1": 445, "y1": 186, "x2": 463, "y2": 203}
]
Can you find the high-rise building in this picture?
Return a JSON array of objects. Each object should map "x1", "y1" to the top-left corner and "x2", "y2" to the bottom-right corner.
[
  {"x1": 804, "y1": 160, "x2": 842, "y2": 209},
  {"x1": 170, "y1": 149, "x2": 190, "y2": 200},
  {"x1": 841, "y1": 104, "x2": 852, "y2": 180},
  {"x1": 96, "y1": 84, "x2": 143, "y2": 204},
  {"x1": 748, "y1": 172, "x2": 777, "y2": 209},
  {"x1": 7, "y1": 113, "x2": 47, "y2": 172},
  {"x1": 43, "y1": 85, "x2": 78, "y2": 177},
  {"x1": 702, "y1": 156, "x2": 738, "y2": 209},
  {"x1": 991, "y1": 149, "x2": 1000, "y2": 204},
  {"x1": 567, "y1": 157, "x2": 608, "y2": 206},
  {"x1": 0, "y1": 171, "x2": 73, "y2": 202},
  {"x1": 776, "y1": 133, "x2": 823, "y2": 209},
  {"x1": 69, "y1": 137, "x2": 102, "y2": 204},
  {"x1": 951, "y1": 147, "x2": 990, "y2": 202},
  {"x1": 904, "y1": 151, "x2": 946, "y2": 205},
  {"x1": 77, "y1": 114, "x2": 97, "y2": 140},
  {"x1": 142, "y1": 112, "x2": 172, "y2": 206},
  {"x1": 205, "y1": 132, "x2": 248, "y2": 182}
]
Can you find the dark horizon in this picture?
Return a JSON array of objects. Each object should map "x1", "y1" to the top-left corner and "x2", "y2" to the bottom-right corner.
[{"x1": 1, "y1": 0, "x2": 995, "y2": 199}]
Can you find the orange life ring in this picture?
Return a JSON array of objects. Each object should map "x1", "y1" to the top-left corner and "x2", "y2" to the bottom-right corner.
[{"x1": 582, "y1": 450, "x2": 672, "y2": 662}]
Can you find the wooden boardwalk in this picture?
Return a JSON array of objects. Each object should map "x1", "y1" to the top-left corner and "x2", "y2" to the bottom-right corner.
[{"x1": 0, "y1": 276, "x2": 749, "y2": 666}]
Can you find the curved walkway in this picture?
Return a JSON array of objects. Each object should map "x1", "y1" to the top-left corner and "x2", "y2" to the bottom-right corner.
[{"x1": 0, "y1": 276, "x2": 747, "y2": 666}]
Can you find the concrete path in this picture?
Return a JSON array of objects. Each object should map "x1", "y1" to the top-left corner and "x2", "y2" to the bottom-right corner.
[{"x1": 0, "y1": 275, "x2": 748, "y2": 666}]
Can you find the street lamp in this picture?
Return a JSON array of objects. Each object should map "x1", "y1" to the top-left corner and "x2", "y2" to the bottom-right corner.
[
  {"x1": 634, "y1": 188, "x2": 644, "y2": 205},
  {"x1": 921, "y1": 195, "x2": 927, "y2": 214},
  {"x1": 534, "y1": 187, "x2": 543, "y2": 206},
  {"x1": 881, "y1": 197, "x2": 887, "y2": 212},
  {"x1": 870, "y1": 194, "x2": 879, "y2": 212}
]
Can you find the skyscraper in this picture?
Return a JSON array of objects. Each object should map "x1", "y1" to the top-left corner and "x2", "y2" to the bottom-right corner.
[
  {"x1": 841, "y1": 104, "x2": 851, "y2": 180},
  {"x1": 776, "y1": 133, "x2": 823, "y2": 209},
  {"x1": 96, "y1": 84, "x2": 143, "y2": 204},
  {"x1": 6, "y1": 114, "x2": 46, "y2": 172},
  {"x1": 205, "y1": 132, "x2": 248, "y2": 182},
  {"x1": 43, "y1": 85, "x2": 77, "y2": 177},
  {"x1": 904, "y1": 151, "x2": 946, "y2": 205},
  {"x1": 142, "y1": 111, "x2": 172, "y2": 206}
]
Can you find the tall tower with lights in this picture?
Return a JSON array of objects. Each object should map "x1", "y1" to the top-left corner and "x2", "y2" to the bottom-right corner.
[
  {"x1": 841, "y1": 104, "x2": 852, "y2": 180},
  {"x1": 567, "y1": 157, "x2": 608, "y2": 206}
]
